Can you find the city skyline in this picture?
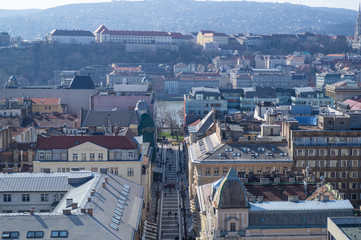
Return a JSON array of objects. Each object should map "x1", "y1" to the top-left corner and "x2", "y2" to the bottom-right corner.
[{"x1": 0, "y1": 0, "x2": 358, "y2": 11}]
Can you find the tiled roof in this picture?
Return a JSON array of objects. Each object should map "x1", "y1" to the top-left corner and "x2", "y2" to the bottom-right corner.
[
  {"x1": 343, "y1": 99, "x2": 361, "y2": 110},
  {"x1": 246, "y1": 184, "x2": 317, "y2": 201},
  {"x1": 103, "y1": 29, "x2": 170, "y2": 37},
  {"x1": 50, "y1": 29, "x2": 94, "y2": 37},
  {"x1": 31, "y1": 98, "x2": 60, "y2": 105},
  {"x1": 36, "y1": 131, "x2": 137, "y2": 150},
  {"x1": 32, "y1": 113, "x2": 78, "y2": 129}
]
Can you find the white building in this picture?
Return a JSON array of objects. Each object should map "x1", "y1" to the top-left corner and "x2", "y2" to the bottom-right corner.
[
  {"x1": 94, "y1": 25, "x2": 172, "y2": 45},
  {"x1": 47, "y1": 29, "x2": 95, "y2": 44}
]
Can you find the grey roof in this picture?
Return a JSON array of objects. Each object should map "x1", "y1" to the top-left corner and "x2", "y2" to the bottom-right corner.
[
  {"x1": 188, "y1": 110, "x2": 214, "y2": 136},
  {"x1": 0, "y1": 173, "x2": 144, "y2": 240},
  {"x1": 69, "y1": 75, "x2": 95, "y2": 89},
  {"x1": 82, "y1": 110, "x2": 140, "y2": 127},
  {"x1": 250, "y1": 200, "x2": 353, "y2": 211},
  {"x1": 0, "y1": 173, "x2": 69, "y2": 192},
  {"x1": 50, "y1": 29, "x2": 95, "y2": 37},
  {"x1": 294, "y1": 86, "x2": 315, "y2": 93},
  {"x1": 0, "y1": 214, "x2": 118, "y2": 240}
]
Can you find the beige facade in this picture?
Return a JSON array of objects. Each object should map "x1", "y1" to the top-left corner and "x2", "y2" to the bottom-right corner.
[
  {"x1": 197, "y1": 31, "x2": 228, "y2": 46},
  {"x1": 33, "y1": 160, "x2": 142, "y2": 184}
]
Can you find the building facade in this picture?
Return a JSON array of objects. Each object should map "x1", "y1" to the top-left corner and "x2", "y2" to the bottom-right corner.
[{"x1": 33, "y1": 130, "x2": 142, "y2": 184}]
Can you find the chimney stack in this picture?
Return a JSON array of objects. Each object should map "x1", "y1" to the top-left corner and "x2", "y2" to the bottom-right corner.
[
  {"x1": 102, "y1": 181, "x2": 106, "y2": 188},
  {"x1": 62, "y1": 209, "x2": 71, "y2": 215},
  {"x1": 87, "y1": 208, "x2": 93, "y2": 216},
  {"x1": 72, "y1": 203, "x2": 78, "y2": 209},
  {"x1": 88, "y1": 197, "x2": 92, "y2": 202},
  {"x1": 105, "y1": 177, "x2": 108, "y2": 183},
  {"x1": 81, "y1": 208, "x2": 87, "y2": 213}
]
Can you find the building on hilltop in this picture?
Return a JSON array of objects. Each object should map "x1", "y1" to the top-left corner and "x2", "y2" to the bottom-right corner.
[
  {"x1": 47, "y1": 29, "x2": 95, "y2": 44},
  {"x1": 352, "y1": 4, "x2": 361, "y2": 50}
]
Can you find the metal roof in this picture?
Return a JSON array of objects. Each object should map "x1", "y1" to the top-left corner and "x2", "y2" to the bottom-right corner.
[
  {"x1": 250, "y1": 200, "x2": 353, "y2": 211},
  {"x1": 0, "y1": 173, "x2": 69, "y2": 192}
]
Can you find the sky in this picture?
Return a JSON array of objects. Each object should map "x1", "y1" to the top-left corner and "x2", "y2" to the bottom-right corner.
[{"x1": 0, "y1": 0, "x2": 358, "y2": 11}]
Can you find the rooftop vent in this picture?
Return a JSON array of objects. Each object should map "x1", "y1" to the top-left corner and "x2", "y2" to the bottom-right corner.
[{"x1": 288, "y1": 196, "x2": 299, "y2": 202}]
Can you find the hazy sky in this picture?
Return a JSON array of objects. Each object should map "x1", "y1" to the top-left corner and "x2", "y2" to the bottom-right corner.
[{"x1": 0, "y1": 0, "x2": 358, "y2": 11}]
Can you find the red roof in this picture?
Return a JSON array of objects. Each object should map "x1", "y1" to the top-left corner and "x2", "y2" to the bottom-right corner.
[
  {"x1": 31, "y1": 98, "x2": 60, "y2": 105},
  {"x1": 37, "y1": 131, "x2": 137, "y2": 150},
  {"x1": 343, "y1": 99, "x2": 361, "y2": 110},
  {"x1": 102, "y1": 29, "x2": 170, "y2": 37},
  {"x1": 189, "y1": 119, "x2": 201, "y2": 127}
]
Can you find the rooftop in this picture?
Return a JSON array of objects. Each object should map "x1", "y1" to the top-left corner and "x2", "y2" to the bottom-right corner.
[
  {"x1": 250, "y1": 200, "x2": 353, "y2": 211},
  {"x1": 0, "y1": 172, "x2": 143, "y2": 239}
]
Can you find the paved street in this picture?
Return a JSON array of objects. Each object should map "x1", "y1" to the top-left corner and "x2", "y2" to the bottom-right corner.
[{"x1": 159, "y1": 146, "x2": 181, "y2": 240}]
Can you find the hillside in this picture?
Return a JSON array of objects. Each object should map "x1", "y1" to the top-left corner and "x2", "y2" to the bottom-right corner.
[{"x1": 0, "y1": 0, "x2": 356, "y2": 39}]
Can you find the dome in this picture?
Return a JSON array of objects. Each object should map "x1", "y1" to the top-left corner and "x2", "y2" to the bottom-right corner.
[
  {"x1": 213, "y1": 168, "x2": 248, "y2": 209},
  {"x1": 135, "y1": 100, "x2": 150, "y2": 117},
  {"x1": 7, "y1": 75, "x2": 18, "y2": 88}
]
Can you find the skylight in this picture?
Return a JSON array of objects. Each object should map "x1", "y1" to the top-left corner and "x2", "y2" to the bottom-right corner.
[
  {"x1": 50, "y1": 230, "x2": 68, "y2": 238},
  {"x1": 2, "y1": 232, "x2": 19, "y2": 239},
  {"x1": 26, "y1": 231, "x2": 44, "y2": 238}
]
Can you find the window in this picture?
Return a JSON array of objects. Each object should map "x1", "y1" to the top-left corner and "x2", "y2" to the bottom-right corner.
[
  {"x1": 330, "y1": 172, "x2": 336, "y2": 178},
  {"x1": 296, "y1": 160, "x2": 305, "y2": 168},
  {"x1": 127, "y1": 167, "x2": 134, "y2": 177},
  {"x1": 330, "y1": 149, "x2": 338, "y2": 156},
  {"x1": 352, "y1": 149, "x2": 360, "y2": 156},
  {"x1": 81, "y1": 153, "x2": 86, "y2": 160},
  {"x1": 308, "y1": 149, "x2": 315, "y2": 156},
  {"x1": 128, "y1": 152, "x2": 134, "y2": 159},
  {"x1": 341, "y1": 171, "x2": 347, "y2": 178},
  {"x1": 3, "y1": 194, "x2": 11, "y2": 202},
  {"x1": 214, "y1": 168, "x2": 219, "y2": 175},
  {"x1": 41, "y1": 194, "x2": 48, "y2": 202},
  {"x1": 89, "y1": 153, "x2": 95, "y2": 161},
  {"x1": 230, "y1": 223, "x2": 236, "y2": 231},
  {"x1": 39, "y1": 151, "x2": 45, "y2": 160},
  {"x1": 341, "y1": 160, "x2": 347, "y2": 167},
  {"x1": 61, "y1": 153, "x2": 67, "y2": 161},
  {"x1": 26, "y1": 231, "x2": 43, "y2": 238},
  {"x1": 308, "y1": 160, "x2": 315, "y2": 167},
  {"x1": 223, "y1": 168, "x2": 228, "y2": 175},
  {"x1": 319, "y1": 149, "x2": 327, "y2": 156},
  {"x1": 46, "y1": 152, "x2": 51, "y2": 160},
  {"x1": 341, "y1": 149, "x2": 349, "y2": 156},
  {"x1": 351, "y1": 171, "x2": 358, "y2": 178},
  {"x1": 114, "y1": 167, "x2": 118, "y2": 175},
  {"x1": 72, "y1": 154, "x2": 78, "y2": 161},
  {"x1": 205, "y1": 168, "x2": 210, "y2": 175},
  {"x1": 109, "y1": 151, "x2": 115, "y2": 160},
  {"x1": 2, "y1": 232, "x2": 19, "y2": 239},
  {"x1": 351, "y1": 183, "x2": 358, "y2": 189},
  {"x1": 319, "y1": 161, "x2": 325, "y2": 168},
  {"x1": 98, "y1": 153, "x2": 103, "y2": 160},
  {"x1": 50, "y1": 230, "x2": 68, "y2": 238},
  {"x1": 330, "y1": 160, "x2": 337, "y2": 167},
  {"x1": 22, "y1": 194, "x2": 30, "y2": 202},
  {"x1": 352, "y1": 160, "x2": 358, "y2": 167}
]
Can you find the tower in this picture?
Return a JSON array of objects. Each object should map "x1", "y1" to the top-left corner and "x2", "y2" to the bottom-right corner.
[{"x1": 355, "y1": 3, "x2": 361, "y2": 41}]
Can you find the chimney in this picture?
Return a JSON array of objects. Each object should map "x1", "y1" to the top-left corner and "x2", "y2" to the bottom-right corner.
[
  {"x1": 66, "y1": 198, "x2": 73, "y2": 207},
  {"x1": 81, "y1": 208, "x2": 87, "y2": 213},
  {"x1": 29, "y1": 207, "x2": 35, "y2": 214},
  {"x1": 62, "y1": 209, "x2": 71, "y2": 215},
  {"x1": 88, "y1": 197, "x2": 92, "y2": 202},
  {"x1": 258, "y1": 196, "x2": 264, "y2": 203},
  {"x1": 105, "y1": 177, "x2": 108, "y2": 183},
  {"x1": 102, "y1": 181, "x2": 106, "y2": 188},
  {"x1": 72, "y1": 203, "x2": 78, "y2": 209},
  {"x1": 91, "y1": 190, "x2": 95, "y2": 196},
  {"x1": 87, "y1": 208, "x2": 93, "y2": 216}
]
